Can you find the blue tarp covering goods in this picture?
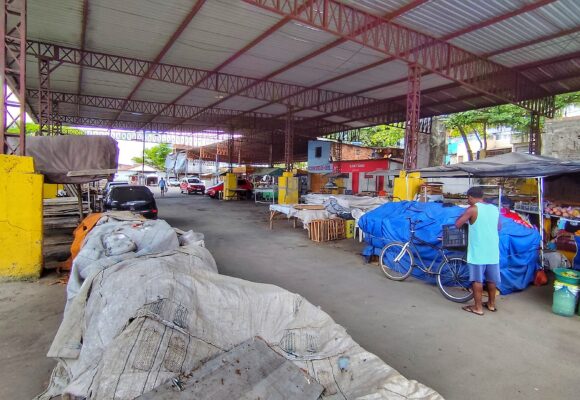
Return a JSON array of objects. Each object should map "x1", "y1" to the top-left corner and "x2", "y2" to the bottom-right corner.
[{"x1": 359, "y1": 202, "x2": 541, "y2": 294}]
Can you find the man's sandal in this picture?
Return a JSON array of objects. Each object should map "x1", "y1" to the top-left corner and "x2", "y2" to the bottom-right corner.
[
  {"x1": 483, "y1": 302, "x2": 497, "y2": 312},
  {"x1": 462, "y1": 305, "x2": 484, "y2": 316}
]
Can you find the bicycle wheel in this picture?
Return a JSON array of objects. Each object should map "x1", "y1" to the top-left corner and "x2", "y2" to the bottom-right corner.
[
  {"x1": 379, "y1": 242, "x2": 414, "y2": 281},
  {"x1": 437, "y1": 257, "x2": 473, "y2": 303}
]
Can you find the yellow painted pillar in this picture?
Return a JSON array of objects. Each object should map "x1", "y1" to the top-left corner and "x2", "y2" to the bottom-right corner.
[
  {"x1": 393, "y1": 171, "x2": 424, "y2": 201},
  {"x1": 0, "y1": 155, "x2": 44, "y2": 280},
  {"x1": 278, "y1": 171, "x2": 299, "y2": 204},
  {"x1": 43, "y1": 183, "x2": 63, "y2": 199},
  {"x1": 223, "y1": 173, "x2": 237, "y2": 201}
]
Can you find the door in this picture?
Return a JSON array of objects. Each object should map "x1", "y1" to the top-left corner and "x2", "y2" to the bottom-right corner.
[{"x1": 351, "y1": 172, "x2": 359, "y2": 194}]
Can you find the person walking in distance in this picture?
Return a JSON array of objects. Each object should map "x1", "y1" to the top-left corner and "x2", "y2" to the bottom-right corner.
[
  {"x1": 455, "y1": 187, "x2": 501, "y2": 316},
  {"x1": 159, "y1": 177, "x2": 167, "y2": 197}
]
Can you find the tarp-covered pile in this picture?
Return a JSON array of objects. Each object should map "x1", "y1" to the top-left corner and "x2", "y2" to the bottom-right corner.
[
  {"x1": 359, "y1": 202, "x2": 541, "y2": 294},
  {"x1": 26, "y1": 135, "x2": 119, "y2": 184},
  {"x1": 38, "y1": 212, "x2": 442, "y2": 399}
]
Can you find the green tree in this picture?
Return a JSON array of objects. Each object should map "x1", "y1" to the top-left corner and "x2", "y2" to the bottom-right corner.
[
  {"x1": 132, "y1": 143, "x2": 172, "y2": 171},
  {"x1": 7, "y1": 122, "x2": 84, "y2": 135},
  {"x1": 359, "y1": 125, "x2": 404, "y2": 147},
  {"x1": 444, "y1": 91, "x2": 580, "y2": 160}
]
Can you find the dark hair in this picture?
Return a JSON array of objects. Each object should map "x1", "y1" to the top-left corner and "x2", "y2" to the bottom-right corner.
[{"x1": 466, "y1": 186, "x2": 484, "y2": 198}]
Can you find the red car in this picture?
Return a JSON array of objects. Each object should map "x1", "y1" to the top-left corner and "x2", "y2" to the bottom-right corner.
[
  {"x1": 206, "y1": 178, "x2": 253, "y2": 199},
  {"x1": 180, "y1": 177, "x2": 206, "y2": 195}
]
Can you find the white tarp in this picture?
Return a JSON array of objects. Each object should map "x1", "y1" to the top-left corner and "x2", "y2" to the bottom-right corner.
[
  {"x1": 37, "y1": 216, "x2": 442, "y2": 400},
  {"x1": 302, "y1": 194, "x2": 387, "y2": 210}
]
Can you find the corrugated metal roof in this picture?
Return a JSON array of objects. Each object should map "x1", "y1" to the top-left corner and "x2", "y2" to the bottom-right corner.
[
  {"x1": 218, "y1": 96, "x2": 269, "y2": 111},
  {"x1": 85, "y1": 0, "x2": 197, "y2": 61},
  {"x1": 133, "y1": 80, "x2": 188, "y2": 103},
  {"x1": 534, "y1": 0, "x2": 580, "y2": 30},
  {"x1": 345, "y1": 0, "x2": 413, "y2": 17},
  {"x1": 492, "y1": 33, "x2": 580, "y2": 67},
  {"x1": 451, "y1": 12, "x2": 561, "y2": 55},
  {"x1": 28, "y1": 0, "x2": 83, "y2": 46},
  {"x1": 394, "y1": 0, "x2": 522, "y2": 38},
  {"x1": 162, "y1": 0, "x2": 283, "y2": 70},
  {"x1": 221, "y1": 21, "x2": 337, "y2": 78},
  {"x1": 319, "y1": 60, "x2": 409, "y2": 95},
  {"x1": 80, "y1": 69, "x2": 141, "y2": 99}
]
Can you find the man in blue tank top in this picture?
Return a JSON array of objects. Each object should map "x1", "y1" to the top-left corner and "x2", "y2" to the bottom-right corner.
[{"x1": 455, "y1": 187, "x2": 501, "y2": 316}]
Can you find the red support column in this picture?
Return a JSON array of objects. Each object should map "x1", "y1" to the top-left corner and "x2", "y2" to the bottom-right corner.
[
  {"x1": 1, "y1": 0, "x2": 26, "y2": 154},
  {"x1": 227, "y1": 126, "x2": 234, "y2": 171},
  {"x1": 529, "y1": 112, "x2": 541, "y2": 155},
  {"x1": 404, "y1": 64, "x2": 421, "y2": 170},
  {"x1": 38, "y1": 57, "x2": 52, "y2": 135},
  {"x1": 284, "y1": 107, "x2": 294, "y2": 171}
]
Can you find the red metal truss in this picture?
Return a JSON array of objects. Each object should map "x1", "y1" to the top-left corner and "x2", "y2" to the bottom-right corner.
[
  {"x1": 27, "y1": 90, "x2": 278, "y2": 121},
  {"x1": 440, "y1": 0, "x2": 556, "y2": 41},
  {"x1": 243, "y1": 0, "x2": 550, "y2": 108},
  {"x1": 37, "y1": 57, "x2": 52, "y2": 134},
  {"x1": 404, "y1": 64, "x2": 421, "y2": 169},
  {"x1": 284, "y1": 108, "x2": 294, "y2": 170},
  {"x1": 1, "y1": 0, "x2": 26, "y2": 155},
  {"x1": 27, "y1": 40, "x2": 385, "y2": 115},
  {"x1": 187, "y1": 1, "x2": 426, "y2": 127},
  {"x1": 108, "y1": 0, "x2": 206, "y2": 129},
  {"x1": 57, "y1": 114, "x2": 214, "y2": 133},
  {"x1": 149, "y1": 1, "x2": 318, "y2": 133}
]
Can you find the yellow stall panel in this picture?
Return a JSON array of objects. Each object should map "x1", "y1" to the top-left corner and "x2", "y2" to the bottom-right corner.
[{"x1": 0, "y1": 155, "x2": 43, "y2": 280}]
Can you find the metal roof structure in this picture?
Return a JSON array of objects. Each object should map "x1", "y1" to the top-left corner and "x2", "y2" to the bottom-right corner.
[{"x1": 3, "y1": 0, "x2": 580, "y2": 167}]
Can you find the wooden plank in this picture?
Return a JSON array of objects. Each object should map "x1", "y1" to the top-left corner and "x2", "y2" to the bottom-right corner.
[{"x1": 137, "y1": 337, "x2": 323, "y2": 400}]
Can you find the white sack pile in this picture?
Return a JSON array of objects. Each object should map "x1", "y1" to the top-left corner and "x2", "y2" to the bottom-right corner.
[{"x1": 38, "y1": 214, "x2": 442, "y2": 400}]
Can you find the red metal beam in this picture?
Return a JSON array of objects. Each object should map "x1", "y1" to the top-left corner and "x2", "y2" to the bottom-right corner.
[
  {"x1": 108, "y1": 0, "x2": 206, "y2": 129},
  {"x1": 517, "y1": 50, "x2": 580, "y2": 71},
  {"x1": 27, "y1": 40, "x2": 381, "y2": 115},
  {"x1": 440, "y1": 0, "x2": 556, "y2": 41},
  {"x1": 177, "y1": 1, "x2": 429, "y2": 128},
  {"x1": 1, "y1": 0, "x2": 26, "y2": 155},
  {"x1": 243, "y1": 0, "x2": 549, "y2": 106},
  {"x1": 28, "y1": 90, "x2": 279, "y2": 120},
  {"x1": 138, "y1": 0, "x2": 317, "y2": 132},
  {"x1": 76, "y1": 0, "x2": 89, "y2": 115}
]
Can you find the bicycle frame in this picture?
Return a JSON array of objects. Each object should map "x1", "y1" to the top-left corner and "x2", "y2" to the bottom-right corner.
[{"x1": 398, "y1": 224, "x2": 463, "y2": 275}]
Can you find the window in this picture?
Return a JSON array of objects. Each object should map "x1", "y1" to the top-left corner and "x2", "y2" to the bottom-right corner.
[{"x1": 315, "y1": 146, "x2": 322, "y2": 158}]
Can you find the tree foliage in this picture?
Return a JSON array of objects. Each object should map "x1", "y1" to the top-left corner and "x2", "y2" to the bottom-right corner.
[
  {"x1": 359, "y1": 125, "x2": 404, "y2": 148},
  {"x1": 7, "y1": 123, "x2": 84, "y2": 135},
  {"x1": 132, "y1": 143, "x2": 172, "y2": 171},
  {"x1": 443, "y1": 91, "x2": 580, "y2": 160}
]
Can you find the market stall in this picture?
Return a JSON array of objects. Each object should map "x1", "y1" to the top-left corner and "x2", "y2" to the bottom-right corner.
[{"x1": 414, "y1": 152, "x2": 580, "y2": 269}]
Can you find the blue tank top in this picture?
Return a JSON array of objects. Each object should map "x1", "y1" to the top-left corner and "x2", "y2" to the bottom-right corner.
[{"x1": 467, "y1": 203, "x2": 500, "y2": 265}]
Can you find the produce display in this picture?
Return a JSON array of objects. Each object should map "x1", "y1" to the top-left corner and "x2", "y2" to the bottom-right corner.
[{"x1": 544, "y1": 202, "x2": 580, "y2": 220}]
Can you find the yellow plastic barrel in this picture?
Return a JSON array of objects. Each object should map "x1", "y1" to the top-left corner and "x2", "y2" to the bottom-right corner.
[{"x1": 345, "y1": 219, "x2": 355, "y2": 239}]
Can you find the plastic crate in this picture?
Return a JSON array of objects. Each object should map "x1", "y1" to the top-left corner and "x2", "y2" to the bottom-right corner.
[{"x1": 442, "y1": 224, "x2": 468, "y2": 248}]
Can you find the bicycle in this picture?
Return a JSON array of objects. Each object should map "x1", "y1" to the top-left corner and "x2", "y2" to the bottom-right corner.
[{"x1": 379, "y1": 218, "x2": 473, "y2": 303}]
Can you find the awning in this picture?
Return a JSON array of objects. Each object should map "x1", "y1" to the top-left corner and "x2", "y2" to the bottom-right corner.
[{"x1": 413, "y1": 153, "x2": 580, "y2": 178}]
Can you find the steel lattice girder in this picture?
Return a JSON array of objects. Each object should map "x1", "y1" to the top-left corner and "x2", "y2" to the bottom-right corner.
[
  {"x1": 25, "y1": 89, "x2": 360, "y2": 135},
  {"x1": 243, "y1": 0, "x2": 553, "y2": 115},
  {"x1": 27, "y1": 40, "x2": 383, "y2": 116}
]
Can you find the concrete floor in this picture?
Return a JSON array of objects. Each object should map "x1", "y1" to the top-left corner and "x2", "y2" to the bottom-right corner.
[{"x1": 2, "y1": 188, "x2": 579, "y2": 399}]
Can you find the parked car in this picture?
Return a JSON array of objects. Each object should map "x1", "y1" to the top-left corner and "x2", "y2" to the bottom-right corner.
[
  {"x1": 168, "y1": 177, "x2": 180, "y2": 187},
  {"x1": 206, "y1": 178, "x2": 254, "y2": 199},
  {"x1": 103, "y1": 181, "x2": 129, "y2": 197},
  {"x1": 103, "y1": 185, "x2": 158, "y2": 219},
  {"x1": 180, "y1": 177, "x2": 206, "y2": 195}
]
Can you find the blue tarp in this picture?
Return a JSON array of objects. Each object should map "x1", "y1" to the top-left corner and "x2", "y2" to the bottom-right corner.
[{"x1": 359, "y1": 201, "x2": 541, "y2": 294}]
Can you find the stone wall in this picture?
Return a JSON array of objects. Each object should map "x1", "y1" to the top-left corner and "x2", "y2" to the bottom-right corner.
[{"x1": 543, "y1": 116, "x2": 580, "y2": 160}]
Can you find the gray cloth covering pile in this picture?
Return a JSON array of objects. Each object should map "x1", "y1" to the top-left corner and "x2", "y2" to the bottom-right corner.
[{"x1": 37, "y1": 214, "x2": 442, "y2": 400}]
